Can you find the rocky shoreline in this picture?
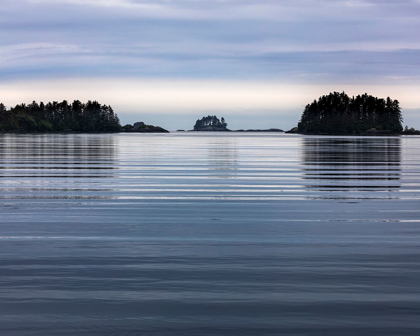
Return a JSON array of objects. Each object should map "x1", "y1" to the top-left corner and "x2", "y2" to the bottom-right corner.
[{"x1": 122, "y1": 122, "x2": 169, "y2": 133}]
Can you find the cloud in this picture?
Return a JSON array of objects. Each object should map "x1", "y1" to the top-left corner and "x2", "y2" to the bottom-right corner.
[
  {"x1": 0, "y1": 43, "x2": 88, "y2": 63},
  {"x1": 1, "y1": 0, "x2": 420, "y2": 127},
  {"x1": 19, "y1": 0, "x2": 420, "y2": 21}
]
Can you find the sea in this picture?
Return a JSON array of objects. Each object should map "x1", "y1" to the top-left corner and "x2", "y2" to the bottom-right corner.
[{"x1": 0, "y1": 132, "x2": 420, "y2": 335}]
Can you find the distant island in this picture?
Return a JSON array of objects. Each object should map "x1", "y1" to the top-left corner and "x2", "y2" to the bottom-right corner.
[
  {"x1": 192, "y1": 115, "x2": 283, "y2": 132},
  {"x1": 0, "y1": 100, "x2": 121, "y2": 133},
  {"x1": 288, "y1": 92, "x2": 411, "y2": 135},
  {"x1": 193, "y1": 115, "x2": 229, "y2": 131},
  {"x1": 122, "y1": 122, "x2": 169, "y2": 133}
]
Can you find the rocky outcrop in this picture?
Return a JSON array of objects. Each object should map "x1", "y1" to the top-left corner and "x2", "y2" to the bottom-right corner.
[
  {"x1": 122, "y1": 122, "x2": 169, "y2": 133},
  {"x1": 402, "y1": 127, "x2": 420, "y2": 135},
  {"x1": 285, "y1": 127, "x2": 299, "y2": 134}
]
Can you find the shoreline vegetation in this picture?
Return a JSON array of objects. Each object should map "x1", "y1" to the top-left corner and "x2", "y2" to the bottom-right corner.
[
  {"x1": 0, "y1": 100, "x2": 170, "y2": 134},
  {"x1": 0, "y1": 100, "x2": 121, "y2": 133},
  {"x1": 1, "y1": 95, "x2": 418, "y2": 135}
]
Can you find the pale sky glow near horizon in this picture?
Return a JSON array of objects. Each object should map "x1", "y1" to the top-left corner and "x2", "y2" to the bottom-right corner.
[{"x1": 1, "y1": 0, "x2": 420, "y2": 130}]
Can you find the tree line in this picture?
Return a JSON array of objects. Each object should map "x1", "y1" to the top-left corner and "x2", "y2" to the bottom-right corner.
[
  {"x1": 0, "y1": 100, "x2": 121, "y2": 132},
  {"x1": 298, "y1": 92, "x2": 403, "y2": 134}
]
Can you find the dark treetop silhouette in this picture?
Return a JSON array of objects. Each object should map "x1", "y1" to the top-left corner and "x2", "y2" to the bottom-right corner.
[
  {"x1": 193, "y1": 115, "x2": 229, "y2": 131},
  {"x1": 296, "y1": 92, "x2": 403, "y2": 135},
  {"x1": 0, "y1": 100, "x2": 121, "y2": 132}
]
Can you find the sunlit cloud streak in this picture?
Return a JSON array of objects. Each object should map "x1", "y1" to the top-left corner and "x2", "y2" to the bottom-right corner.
[{"x1": 1, "y1": 78, "x2": 419, "y2": 129}]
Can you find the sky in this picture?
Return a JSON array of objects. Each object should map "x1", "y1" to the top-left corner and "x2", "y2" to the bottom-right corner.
[{"x1": 1, "y1": 0, "x2": 420, "y2": 130}]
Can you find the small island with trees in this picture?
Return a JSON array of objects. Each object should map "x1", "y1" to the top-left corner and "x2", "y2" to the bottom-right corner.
[
  {"x1": 191, "y1": 115, "x2": 283, "y2": 132},
  {"x1": 288, "y1": 91, "x2": 419, "y2": 135},
  {"x1": 193, "y1": 115, "x2": 229, "y2": 131}
]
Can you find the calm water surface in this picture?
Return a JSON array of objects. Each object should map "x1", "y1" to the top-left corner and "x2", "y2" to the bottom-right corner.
[{"x1": 0, "y1": 133, "x2": 420, "y2": 335}]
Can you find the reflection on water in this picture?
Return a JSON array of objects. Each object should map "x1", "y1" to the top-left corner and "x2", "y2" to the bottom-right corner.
[
  {"x1": 0, "y1": 134, "x2": 117, "y2": 199},
  {"x1": 302, "y1": 137, "x2": 401, "y2": 193},
  {"x1": 0, "y1": 134, "x2": 116, "y2": 168},
  {"x1": 1, "y1": 133, "x2": 420, "y2": 336},
  {"x1": 207, "y1": 138, "x2": 237, "y2": 177}
]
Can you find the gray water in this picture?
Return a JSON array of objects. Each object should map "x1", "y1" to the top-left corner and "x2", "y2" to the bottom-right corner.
[{"x1": 1, "y1": 133, "x2": 420, "y2": 335}]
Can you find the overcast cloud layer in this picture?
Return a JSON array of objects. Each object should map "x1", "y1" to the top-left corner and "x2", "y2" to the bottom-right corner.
[{"x1": 1, "y1": 0, "x2": 420, "y2": 129}]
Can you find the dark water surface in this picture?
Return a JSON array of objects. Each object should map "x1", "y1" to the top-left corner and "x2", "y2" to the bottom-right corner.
[{"x1": 1, "y1": 133, "x2": 420, "y2": 335}]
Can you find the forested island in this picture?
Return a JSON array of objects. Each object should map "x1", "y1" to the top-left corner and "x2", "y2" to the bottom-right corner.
[
  {"x1": 0, "y1": 100, "x2": 121, "y2": 132},
  {"x1": 193, "y1": 115, "x2": 229, "y2": 131},
  {"x1": 0, "y1": 101, "x2": 169, "y2": 133},
  {"x1": 192, "y1": 115, "x2": 283, "y2": 132},
  {"x1": 295, "y1": 92, "x2": 404, "y2": 135}
]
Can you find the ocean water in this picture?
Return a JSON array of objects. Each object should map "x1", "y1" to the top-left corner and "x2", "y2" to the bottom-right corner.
[{"x1": 0, "y1": 132, "x2": 420, "y2": 335}]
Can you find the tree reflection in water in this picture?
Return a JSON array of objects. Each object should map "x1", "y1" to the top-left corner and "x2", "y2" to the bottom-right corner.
[
  {"x1": 0, "y1": 134, "x2": 117, "y2": 199},
  {"x1": 301, "y1": 137, "x2": 401, "y2": 194}
]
